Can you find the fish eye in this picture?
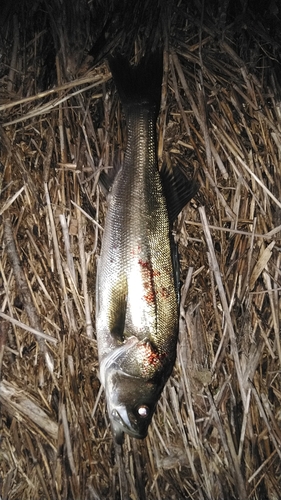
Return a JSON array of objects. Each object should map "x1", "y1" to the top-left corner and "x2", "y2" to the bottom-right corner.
[{"x1": 137, "y1": 405, "x2": 150, "y2": 418}]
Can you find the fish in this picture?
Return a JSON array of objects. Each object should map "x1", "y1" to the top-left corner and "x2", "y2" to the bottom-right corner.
[{"x1": 96, "y1": 51, "x2": 197, "y2": 444}]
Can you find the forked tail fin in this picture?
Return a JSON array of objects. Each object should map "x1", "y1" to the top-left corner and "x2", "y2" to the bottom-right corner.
[{"x1": 107, "y1": 51, "x2": 163, "y2": 116}]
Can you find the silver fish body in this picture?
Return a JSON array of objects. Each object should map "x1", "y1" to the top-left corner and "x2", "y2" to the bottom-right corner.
[{"x1": 96, "y1": 53, "x2": 195, "y2": 443}]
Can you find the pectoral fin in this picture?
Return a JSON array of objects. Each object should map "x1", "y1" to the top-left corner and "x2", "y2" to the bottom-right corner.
[
  {"x1": 98, "y1": 161, "x2": 121, "y2": 194},
  {"x1": 108, "y1": 281, "x2": 128, "y2": 342},
  {"x1": 96, "y1": 255, "x2": 128, "y2": 343},
  {"x1": 160, "y1": 161, "x2": 198, "y2": 222}
]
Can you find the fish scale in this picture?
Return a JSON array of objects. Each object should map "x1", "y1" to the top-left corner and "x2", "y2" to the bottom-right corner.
[{"x1": 97, "y1": 104, "x2": 178, "y2": 359}]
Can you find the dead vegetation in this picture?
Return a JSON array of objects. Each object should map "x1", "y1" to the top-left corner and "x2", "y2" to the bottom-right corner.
[{"x1": 0, "y1": 0, "x2": 281, "y2": 499}]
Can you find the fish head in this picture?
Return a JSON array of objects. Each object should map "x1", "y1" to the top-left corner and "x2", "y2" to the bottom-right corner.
[
  {"x1": 100, "y1": 337, "x2": 169, "y2": 443},
  {"x1": 105, "y1": 368, "x2": 161, "y2": 443}
]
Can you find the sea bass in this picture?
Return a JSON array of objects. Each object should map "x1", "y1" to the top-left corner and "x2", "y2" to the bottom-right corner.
[{"x1": 96, "y1": 51, "x2": 196, "y2": 443}]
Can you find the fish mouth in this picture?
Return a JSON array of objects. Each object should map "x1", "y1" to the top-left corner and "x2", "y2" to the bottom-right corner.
[{"x1": 111, "y1": 407, "x2": 147, "y2": 443}]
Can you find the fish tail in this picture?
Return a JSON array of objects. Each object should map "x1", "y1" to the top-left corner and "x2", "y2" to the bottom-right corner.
[{"x1": 107, "y1": 51, "x2": 163, "y2": 115}]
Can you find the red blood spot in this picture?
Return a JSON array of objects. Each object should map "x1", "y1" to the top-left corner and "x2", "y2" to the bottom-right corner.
[
  {"x1": 160, "y1": 287, "x2": 170, "y2": 299},
  {"x1": 138, "y1": 259, "x2": 150, "y2": 270},
  {"x1": 138, "y1": 259, "x2": 161, "y2": 304},
  {"x1": 138, "y1": 259, "x2": 160, "y2": 277},
  {"x1": 144, "y1": 290, "x2": 156, "y2": 304},
  {"x1": 143, "y1": 343, "x2": 167, "y2": 367}
]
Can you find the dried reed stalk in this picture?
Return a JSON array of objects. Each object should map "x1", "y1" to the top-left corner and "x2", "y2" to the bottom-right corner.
[{"x1": 0, "y1": 1, "x2": 281, "y2": 499}]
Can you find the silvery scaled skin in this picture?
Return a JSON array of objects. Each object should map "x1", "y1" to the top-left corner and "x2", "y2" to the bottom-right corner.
[{"x1": 96, "y1": 53, "x2": 195, "y2": 443}]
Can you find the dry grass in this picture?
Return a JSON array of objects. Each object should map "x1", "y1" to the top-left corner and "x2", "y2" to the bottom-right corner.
[{"x1": 1, "y1": 1, "x2": 281, "y2": 499}]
